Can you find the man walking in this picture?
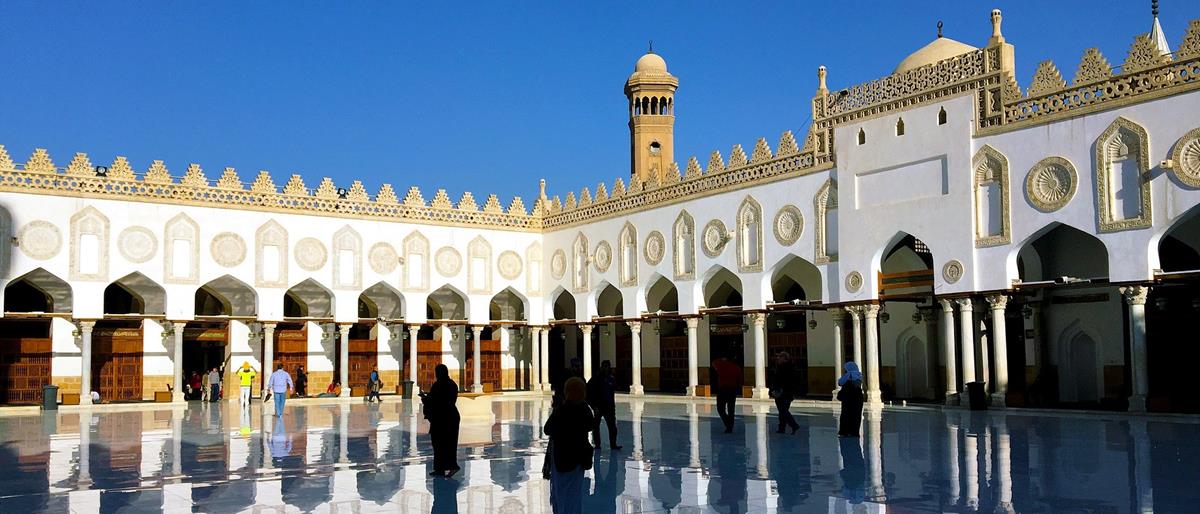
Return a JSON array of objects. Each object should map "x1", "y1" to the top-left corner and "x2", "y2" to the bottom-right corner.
[
  {"x1": 586, "y1": 360, "x2": 622, "y2": 450},
  {"x1": 236, "y1": 361, "x2": 257, "y2": 408},
  {"x1": 208, "y1": 367, "x2": 221, "y2": 403},
  {"x1": 771, "y1": 352, "x2": 800, "y2": 434},
  {"x1": 712, "y1": 353, "x2": 742, "y2": 433},
  {"x1": 267, "y1": 364, "x2": 294, "y2": 418}
]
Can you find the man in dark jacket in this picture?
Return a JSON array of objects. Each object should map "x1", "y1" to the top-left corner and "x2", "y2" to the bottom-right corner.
[
  {"x1": 771, "y1": 352, "x2": 801, "y2": 434},
  {"x1": 712, "y1": 354, "x2": 742, "y2": 433},
  {"x1": 587, "y1": 360, "x2": 622, "y2": 450}
]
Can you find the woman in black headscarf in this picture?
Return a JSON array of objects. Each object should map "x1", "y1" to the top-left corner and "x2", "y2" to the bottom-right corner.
[{"x1": 422, "y1": 364, "x2": 461, "y2": 477}]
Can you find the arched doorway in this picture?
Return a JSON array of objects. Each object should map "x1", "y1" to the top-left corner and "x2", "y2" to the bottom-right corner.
[
  {"x1": 645, "y1": 275, "x2": 683, "y2": 393},
  {"x1": 877, "y1": 233, "x2": 936, "y2": 402},
  {"x1": 547, "y1": 289, "x2": 577, "y2": 391},
  {"x1": 192, "y1": 275, "x2": 256, "y2": 399},
  {"x1": 594, "y1": 283, "x2": 631, "y2": 391},
  {"x1": 280, "y1": 279, "x2": 334, "y2": 389},
  {"x1": 768, "y1": 255, "x2": 822, "y2": 398},
  {"x1": 423, "y1": 285, "x2": 468, "y2": 390},
  {"x1": 1147, "y1": 205, "x2": 1200, "y2": 412},
  {"x1": 488, "y1": 287, "x2": 527, "y2": 391},
  {"x1": 702, "y1": 266, "x2": 744, "y2": 393},
  {"x1": 0, "y1": 268, "x2": 69, "y2": 404},
  {"x1": 94, "y1": 272, "x2": 166, "y2": 402},
  {"x1": 350, "y1": 282, "x2": 404, "y2": 395}
]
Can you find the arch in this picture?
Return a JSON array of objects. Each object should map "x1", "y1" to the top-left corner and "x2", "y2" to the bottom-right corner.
[
  {"x1": 255, "y1": 219, "x2": 288, "y2": 288},
  {"x1": 644, "y1": 274, "x2": 679, "y2": 312},
  {"x1": 551, "y1": 287, "x2": 576, "y2": 320},
  {"x1": 195, "y1": 274, "x2": 257, "y2": 317},
  {"x1": 4, "y1": 268, "x2": 72, "y2": 313},
  {"x1": 489, "y1": 287, "x2": 528, "y2": 321},
  {"x1": 70, "y1": 206, "x2": 109, "y2": 281},
  {"x1": 873, "y1": 231, "x2": 935, "y2": 296},
  {"x1": 973, "y1": 145, "x2": 1011, "y2": 247},
  {"x1": 1096, "y1": 116, "x2": 1152, "y2": 231},
  {"x1": 427, "y1": 284, "x2": 468, "y2": 320},
  {"x1": 1153, "y1": 203, "x2": 1200, "y2": 272},
  {"x1": 468, "y1": 236, "x2": 492, "y2": 294},
  {"x1": 814, "y1": 179, "x2": 838, "y2": 263},
  {"x1": 673, "y1": 210, "x2": 695, "y2": 280},
  {"x1": 332, "y1": 225, "x2": 362, "y2": 290},
  {"x1": 937, "y1": 107, "x2": 947, "y2": 125},
  {"x1": 284, "y1": 279, "x2": 334, "y2": 318},
  {"x1": 895, "y1": 117, "x2": 905, "y2": 136},
  {"x1": 736, "y1": 196, "x2": 763, "y2": 272},
  {"x1": 857, "y1": 128, "x2": 866, "y2": 145},
  {"x1": 104, "y1": 272, "x2": 166, "y2": 315},
  {"x1": 402, "y1": 230, "x2": 429, "y2": 292},
  {"x1": 701, "y1": 265, "x2": 743, "y2": 308},
  {"x1": 526, "y1": 241, "x2": 543, "y2": 296},
  {"x1": 768, "y1": 254, "x2": 822, "y2": 302},
  {"x1": 359, "y1": 281, "x2": 404, "y2": 320},
  {"x1": 163, "y1": 213, "x2": 199, "y2": 284},
  {"x1": 1057, "y1": 320, "x2": 1102, "y2": 403},
  {"x1": 901, "y1": 333, "x2": 927, "y2": 398},
  {"x1": 642, "y1": 97, "x2": 650, "y2": 116},
  {"x1": 619, "y1": 222, "x2": 638, "y2": 287},
  {"x1": 1013, "y1": 222, "x2": 1109, "y2": 282},
  {"x1": 594, "y1": 282, "x2": 623, "y2": 317},
  {"x1": 572, "y1": 233, "x2": 589, "y2": 293},
  {"x1": 651, "y1": 96, "x2": 659, "y2": 115}
]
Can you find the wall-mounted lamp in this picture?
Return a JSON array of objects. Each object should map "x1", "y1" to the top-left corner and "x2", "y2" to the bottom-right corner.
[
  {"x1": 912, "y1": 312, "x2": 922, "y2": 324},
  {"x1": 879, "y1": 311, "x2": 890, "y2": 324},
  {"x1": 1021, "y1": 305, "x2": 1034, "y2": 319},
  {"x1": 774, "y1": 318, "x2": 786, "y2": 329},
  {"x1": 1155, "y1": 297, "x2": 1169, "y2": 311},
  {"x1": 9, "y1": 237, "x2": 18, "y2": 245},
  {"x1": 808, "y1": 319, "x2": 818, "y2": 330}
]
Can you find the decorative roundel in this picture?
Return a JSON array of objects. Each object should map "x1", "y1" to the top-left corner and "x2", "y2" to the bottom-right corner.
[
  {"x1": 18, "y1": 221, "x2": 62, "y2": 261},
  {"x1": 551, "y1": 250, "x2": 566, "y2": 279},
  {"x1": 702, "y1": 219, "x2": 728, "y2": 257},
  {"x1": 845, "y1": 271, "x2": 863, "y2": 293},
  {"x1": 644, "y1": 231, "x2": 665, "y2": 265},
  {"x1": 435, "y1": 246, "x2": 462, "y2": 277},
  {"x1": 1025, "y1": 156, "x2": 1077, "y2": 212},
  {"x1": 210, "y1": 232, "x2": 247, "y2": 268},
  {"x1": 498, "y1": 250, "x2": 523, "y2": 280},
  {"x1": 117, "y1": 226, "x2": 156, "y2": 263},
  {"x1": 294, "y1": 237, "x2": 327, "y2": 271},
  {"x1": 1171, "y1": 127, "x2": 1200, "y2": 188},
  {"x1": 942, "y1": 260, "x2": 965, "y2": 284},
  {"x1": 368, "y1": 242, "x2": 399, "y2": 274},
  {"x1": 773, "y1": 205, "x2": 804, "y2": 246},
  {"x1": 594, "y1": 241, "x2": 612, "y2": 272}
]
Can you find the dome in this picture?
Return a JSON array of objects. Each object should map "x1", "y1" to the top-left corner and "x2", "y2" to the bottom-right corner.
[
  {"x1": 893, "y1": 37, "x2": 977, "y2": 74},
  {"x1": 635, "y1": 52, "x2": 668, "y2": 74}
]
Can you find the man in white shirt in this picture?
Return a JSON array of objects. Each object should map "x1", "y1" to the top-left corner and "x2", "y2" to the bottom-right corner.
[{"x1": 266, "y1": 364, "x2": 294, "y2": 418}]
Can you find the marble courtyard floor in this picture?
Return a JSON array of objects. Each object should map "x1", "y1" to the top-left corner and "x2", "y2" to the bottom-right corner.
[{"x1": 0, "y1": 396, "x2": 1196, "y2": 513}]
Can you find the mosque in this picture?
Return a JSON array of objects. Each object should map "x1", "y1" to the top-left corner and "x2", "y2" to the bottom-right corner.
[{"x1": 1, "y1": 7, "x2": 1199, "y2": 417}]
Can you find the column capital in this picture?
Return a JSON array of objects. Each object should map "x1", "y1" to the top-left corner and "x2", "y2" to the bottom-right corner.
[
  {"x1": 171, "y1": 321, "x2": 188, "y2": 330},
  {"x1": 861, "y1": 304, "x2": 880, "y2": 318},
  {"x1": 746, "y1": 312, "x2": 767, "y2": 326},
  {"x1": 471, "y1": 325, "x2": 484, "y2": 335},
  {"x1": 627, "y1": 320, "x2": 643, "y2": 331},
  {"x1": 260, "y1": 321, "x2": 277, "y2": 330},
  {"x1": 684, "y1": 317, "x2": 700, "y2": 329},
  {"x1": 338, "y1": 323, "x2": 352, "y2": 335},
  {"x1": 985, "y1": 294, "x2": 1009, "y2": 310},
  {"x1": 1119, "y1": 285, "x2": 1150, "y2": 306},
  {"x1": 407, "y1": 324, "x2": 421, "y2": 336},
  {"x1": 938, "y1": 298, "x2": 954, "y2": 312},
  {"x1": 76, "y1": 320, "x2": 96, "y2": 331},
  {"x1": 846, "y1": 305, "x2": 862, "y2": 319},
  {"x1": 920, "y1": 307, "x2": 939, "y2": 322},
  {"x1": 580, "y1": 324, "x2": 594, "y2": 335},
  {"x1": 954, "y1": 297, "x2": 974, "y2": 311},
  {"x1": 529, "y1": 326, "x2": 542, "y2": 335}
]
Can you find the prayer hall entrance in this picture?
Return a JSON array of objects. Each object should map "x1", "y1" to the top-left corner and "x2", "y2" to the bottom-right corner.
[
  {"x1": 181, "y1": 323, "x2": 230, "y2": 398},
  {"x1": 0, "y1": 319, "x2": 53, "y2": 405},
  {"x1": 92, "y1": 321, "x2": 144, "y2": 402}
]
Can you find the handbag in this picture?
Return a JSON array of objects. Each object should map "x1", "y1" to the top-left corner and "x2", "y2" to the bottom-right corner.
[{"x1": 265, "y1": 391, "x2": 272, "y2": 402}]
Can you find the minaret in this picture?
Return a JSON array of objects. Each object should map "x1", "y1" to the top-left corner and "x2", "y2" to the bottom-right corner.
[
  {"x1": 1149, "y1": 0, "x2": 1172, "y2": 56},
  {"x1": 625, "y1": 46, "x2": 678, "y2": 184}
]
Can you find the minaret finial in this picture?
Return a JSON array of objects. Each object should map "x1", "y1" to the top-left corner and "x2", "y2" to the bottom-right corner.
[
  {"x1": 937, "y1": 20, "x2": 943, "y2": 38},
  {"x1": 648, "y1": 40, "x2": 653, "y2": 54}
]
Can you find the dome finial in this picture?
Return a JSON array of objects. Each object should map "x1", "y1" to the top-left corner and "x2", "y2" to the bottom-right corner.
[
  {"x1": 1152, "y1": 0, "x2": 1159, "y2": 18},
  {"x1": 648, "y1": 40, "x2": 654, "y2": 54},
  {"x1": 937, "y1": 20, "x2": 943, "y2": 38}
]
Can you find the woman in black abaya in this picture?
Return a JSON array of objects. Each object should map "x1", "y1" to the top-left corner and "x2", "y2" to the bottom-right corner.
[{"x1": 423, "y1": 364, "x2": 461, "y2": 477}]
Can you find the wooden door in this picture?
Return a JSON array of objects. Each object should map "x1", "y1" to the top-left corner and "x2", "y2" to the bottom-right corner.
[
  {"x1": 464, "y1": 339, "x2": 501, "y2": 391},
  {"x1": 768, "y1": 330, "x2": 808, "y2": 396},
  {"x1": 658, "y1": 335, "x2": 688, "y2": 394},
  {"x1": 93, "y1": 325, "x2": 144, "y2": 402},
  {"x1": 0, "y1": 319, "x2": 53, "y2": 405},
  {"x1": 417, "y1": 339, "x2": 442, "y2": 391},
  {"x1": 273, "y1": 324, "x2": 308, "y2": 377},
  {"x1": 348, "y1": 338, "x2": 377, "y2": 393}
]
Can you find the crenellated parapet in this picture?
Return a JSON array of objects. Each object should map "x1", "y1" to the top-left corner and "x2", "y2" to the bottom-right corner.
[{"x1": 0, "y1": 146, "x2": 541, "y2": 232}]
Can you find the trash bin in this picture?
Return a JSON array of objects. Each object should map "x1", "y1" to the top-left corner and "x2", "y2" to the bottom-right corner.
[
  {"x1": 402, "y1": 380, "x2": 414, "y2": 399},
  {"x1": 967, "y1": 381, "x2": 988, "y2": 410},
  {"x1": 42, "y1": 384, "x2": 59, "y2": 410}
]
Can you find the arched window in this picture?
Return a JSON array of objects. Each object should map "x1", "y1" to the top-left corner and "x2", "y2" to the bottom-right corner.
[
  {"x1": 895, "y1": 118, "x2": 905, "y2": 136},
  {"x1": 937, "y1": 107, "x2": 948, "y2": 125},
  {"x1": 736, "y1": 197, "x2": 763, "y2": 272},
  {"x1": 163, "y1": 213, "x2": 197, "y2": 284},
  {"x1": 857, "y1": 128, "x2": 866, "y2": 145},
  {"x1": 403, "y1": 231, "x2": 429, "y2": 291},
  {"x1": 673, "y1": 211, "x2": 695, "y2": 280},
  {"x1": 1096, "y1": 117, "x2": 1152, "y2": 231},
  {"x1": 973, "y1": 145, "x2": 1011, "y2": 246},
  {"x1": 468, "y1": 236, "x2": 492, "y2": 294},
  {"x1": 572, "y1": 233, "x2": 589, "y2": 292},
  {"x1": 815, "y1": 179, "x2": 838, "y2": 263},
  {"x1": 619, "y1": 222, "x2": 638, "y2": 286}
]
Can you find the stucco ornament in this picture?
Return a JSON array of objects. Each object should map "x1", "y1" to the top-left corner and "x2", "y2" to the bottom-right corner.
[
  {"x1": 551, "y1": 250, "x2": 566, "y2": 279},
  {"x1": 368, "y1": 242, "x2": 399, "y2": 274},
  {"x1": 435, "y1": 246, "x2": 462, "y2": 277},
  {"x1": 942, "y1": 260, "x2": 964, "y2": 284},
  {"x1": 594, "y1": 241, "x2": 612, "y2": 272},
  {"x1": 210, "y1": 232, "x2": 247, "y2": 268},
  {"x1": 498, "y1": 250, "x2": 523, "y2": 280},
  {"x1": 18, "y1": 221, "x2": 61, "y2": 260},
  {"x1": 1025, "y1": 156, "x2": 1077, "y2": 212},
  {"x1": 294, "y1": 237, "x2": 327, "y2": 271},
  {"x1": 644, "y1": 231, "x2": 665, "y2": 265},
  {"x1": 117, "y1": 226, "x2": 156, "y2": 263},
  {"x1": 773, "y1": 205, "x2": 804, "y2": 246},
  {"x1": 702, "y1": 219, "x2": 728, "y2": 257},
  {"x1": 1170, "y1": 127, "x2": 1200, "y2": 188},
  {"x1": 845, "y1": 271, "x2": 863, "y2": 293}
]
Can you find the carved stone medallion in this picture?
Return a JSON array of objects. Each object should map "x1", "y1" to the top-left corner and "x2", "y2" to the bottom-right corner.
[
  {"x1": 594, "y1": 241, "x2": 612, "y2": 272},
  {"x1": 1025, "y1": 156, "x2": 1077, "y2": 212},
  {"x1": 117, "y1": 226, "x2": 156, "y2": 263},
  {"x1": 18, "y1": 221, "x2": 62, "y2": 261},
  {"x1": 845, "y1": 271, "x2": 863, "y2": 293},
  {"x1": 551, "y1": 250, "x2": 566, "y2": 279},
  {"x1": 942, "y1": 260, "x2": 964, "y2": 284},
  {"x1": 1171, "y1": 127, "x2": 1200, "y2": 188},
  {"x1": 368, "y1": 242, "x2": 399, "y2": 274},
  {"x1": 210, "y1": 232, "x2": 247, "y2": 268},
  {"x1": 702, "y1": 219, "x2": 728, "y2": 257},
  {"x1": 498, "y1": 250, "x2": 523, "y2": 280},
  {"x1": 294, "y1": 237, "x2": 327, "y2": 271},
  {"x1": 644, "y1": 231, "x2": 665, "y2": 265},
  {"x1": 435, "y1": 246, "x2": 462, "y2": 277},
  {"x1": 773, "y1": 205, "x2": 804, "y2": 246}
]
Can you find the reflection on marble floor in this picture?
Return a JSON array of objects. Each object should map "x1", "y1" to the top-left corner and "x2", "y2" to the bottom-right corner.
[{"x1": 0, "y1": 398, "x2": 1197, "y2": 514}]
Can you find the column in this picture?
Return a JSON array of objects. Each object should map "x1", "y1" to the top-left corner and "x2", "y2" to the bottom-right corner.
[
  {"x1": 261, "y1": 323, "x2": 276, "y2": 398},
  {"x1": 956, "y1": 298, "x2": 976, "y2": 399},
  {"x1": 78, "y1": 321, "x2": 95, "y2": 405},
  {"x1": 921, "y1": 308, "x2": 940, "y2": 399},
  {"x1": 685, "y1": 318, "x2": 700, "y2": 397},
  {"x1": 172, "y1": 321, "x2": 187, "y2": 402},
  {"x1": 862, "y1": 305, "x2": 882, "y2": 407},
  {"x1": 829, "y1": 308, "x2": 844, "y2": 398},
  {"x1": 986, "y1": 294, "x2": 1010, "y2": 407},
  {"x1": 938, "y1": 299, "x2": 958, "y2": 404},
  {"x1": 540, "y1": 327, "x2": 551, "y2": 391},
  {"x1": 530, "y1": 327, "x2": 542, "y2": 391},
  {"x1": 471, "y1": 325, "x2": 484, "y2": 393},
  {"x1": 1120, "y1": 285, "x2": 1150, "y2": 413},
  {"x1": 848, "y1": 307, "x2": 863, "y2": 366},
  {"x1": 338, "y1": 324, "x2": 351, "y2": 397},
  {"x1": 628, "y1": 321, "x2": 644, "y2": 395},
  {"x1": 499, "y1": 324, "x2": 511, "y2": 390},
  {"x1": 748, "y1": 312, "x2": 768, "y2": 399},
  {"x1": 580, "y1": 324, "x2": 593, "y2": 380},
  {"x1": 407, "y1": 325, "x2": 420, "y2": 389}
]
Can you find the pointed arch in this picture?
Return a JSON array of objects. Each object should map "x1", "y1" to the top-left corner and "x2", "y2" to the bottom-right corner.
[
  {"x1": 1096, "y1": 116, "x2": 1152, "y2": 231},
  {"x1": 875, "y1": 231, "x2": 935, "y2": 296},
  {"x1": 673, "y1": 210, "x2": 695, "y2": 280},
  {"x1": 594, "y1": 282, "x2": 623, "y2": 318},
  {"x1": 284, "y1": 278, "x2": 334, "y2": 318},
  {"x1": 1013, "y1": 222, "x2": 1109, "y2": 282},
  {"x1": 767, "y1": 254, "x2": 822, "y2": 303},
  {"x1": 403, "y1": 230, "x2": 429, "y2": 292},
  {"x1": 468, "y1": 236, "x2": 492, "y2": 294},
  {"x1": 619, "y1": 221, "x2": 638, "y2": 287},
  {"x1": 551, "y1": 287, "x2": 577, "y2": 320},
  {"x1": 70, "y1": 206, "x2": 109, "y2": 281},
  {"x1": 4, "y1": 268, "x2": 72, "y2": 313},
  {"x1": 427, "y1": 284, "x2": 468, "y2": 320},
  {"x1": 973, "y1": 145, "x2": 1011, "y2": 247},
  {"x1": 196, "y1": 274, "x2": 257, "y2": 317},
  {"x1": 701, "y1": 265, "x2": 743, "y2": 308},
  {"x1": 572, "y1": 233, "x2": 589, "y2": 293},
  {"x1": 736, "y1": 196, "x2": 763, "y2": 272},
  {"x1": 489, "y1": 286, "x2": 528, "y2": 321},
  {"x1": 104, "y1": 272, "x2": 166, "y2": 315},
  {"x1": 163, "y1": 213, "x2": 199, "y2": 284},
  {"x1": 255, "y1": 219, "x2": 288, "y2": 288},
  {"x1": 814, "y1": 179, "x2": 838, "y2": 264},
  {"x1": 644, "y1": 274, "x2": 679, "y2": 312},
  {"x1": 1152, "y1": 203, "x2": 1200, "y2": 273},
  {"x1": 332, "y1": 225, "x2": 362, "y2": 290},
  {"x1": 359, "y1": 281, "x2": 404, "y2": 320}
]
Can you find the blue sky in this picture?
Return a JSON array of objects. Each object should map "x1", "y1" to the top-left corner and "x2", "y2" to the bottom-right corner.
[{"x1": 1, "y1": 1, "x2": 1195, "y2": 206}]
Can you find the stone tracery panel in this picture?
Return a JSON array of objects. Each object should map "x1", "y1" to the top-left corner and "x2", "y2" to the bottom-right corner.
[
  {"x1": 1025, "y1": 156, "x2": 1078, "y2": 212},
  {"x1": 118, "y1": 226, "x2": 156, "y2": 264},
  {"x1": 255, "y1": 220, "x2": 288, "y2": 288},
  {"x1": 368, "y1": 242, "x2": 398, "y2": 275},
  {"x1": 1095, "y1": 116, "x2": 1152, "y2": 232},
  {"x1": 403, "y1": 231, "x2": 430, "y2": 292},
  {"x1": 294, "y1": 237, "x2": 328, "y2": 272},
  {"x1": 571, "y1": 233, "x2": 589, "y2": 293},
  {"x1": 736, "y1": 196, "x2": 763, "y2": 272},
  {"x1": 467, "y1": 237, "x2": 492, "y2": 294},
  {"x1": 20, "y1": 220, "x2": 62, "y2": 261},
  {"x1": 1170, "y1": 127, "x2": 1200, "y2": 188},
  {"x1": 525, "y1": 242, "x2": 543, "y2": 296},
  {"x1": 673, "y1": 211, "x2": 695, "y2": 281},
  {"x1": 210, "y1": 232, "x2": 247, "y2": 268},
  {"x1": 618, "y1": 222, "x2": 638, "y2": 287},
  {"x1": 594, "y1": 241, "x2": 612, "y2": 273},
  {"x1": 498, "y1": 250, "x2": 522, "y2": 281},
  {"x1": 550, "y1": 249, "x2": 566, "y2": 281},
  {"x1": 644, "y1": 230, "x2": 665, "y2": 266},
  {"x1": 973, "y1": 145, "x2": 1011, "y2": 247},
  {"x1": 435, "y1": 246, "x2": 462, "y2": 278},
  {"x1": 332, "y1": 226, "x2": 362, "y2": 290},
  {"x1": 773, "y1": 205, "x2": 803, "y2": 246},
  {"x1": 163, "y1": 213, "x2": 199, "y2": 284},
  {"x1": 702, "y1": 219, "x2": 728, "y2": 258},
  {"x1": 814, "y1": 179, "x2": 838, "y2": 264},
  {"x1": 70, "y1": 207, "x2": 109, "y2": 282}
]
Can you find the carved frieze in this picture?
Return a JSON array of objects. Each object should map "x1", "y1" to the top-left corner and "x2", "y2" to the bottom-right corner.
[
  {"x1": 210, "y1": 232, "x2": 247, "y2": 268},
  {"x1": 117, "y1": 226, "x2": 157, "y2": 263},
  {"x1": 295, "y1": 237, "x2": 328, "y2": 271},
  {"x1": 644, "y1": 230, "x2": 665, "y2": 265},
  {"x1": 702, "y1": 219, "x2": 728, "y2": 258},
  {"x1": 773, "y1": 205, "x2": 803, "y2": 246},
  {"x1": 1025, "y1": 156, "x2": 1077, "y2": 212},
  {"x1": 18, "y1": 220, "x2": 61, "y2": 260},
  {"x1": 435, "y1": 246, "x2": 462, "y2": 277}
]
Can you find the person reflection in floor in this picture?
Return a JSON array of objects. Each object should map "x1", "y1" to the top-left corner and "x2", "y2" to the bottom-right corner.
[
  {"x1": 430, "y1": 467, "x2": 463, "y2": 514},
  {"x1": 422, "y1": 364, "x2": 461, "y2": 478},
  {"x1": 837, "y1": 362, "x2": 864, "y2": 437},
  {"x1": 585, "y1": 427, "x2": 626, "y2": 512},
  {"x1": 544, "y1": 377, "x2": 594, "y2": 514},
  {"x1": 838, "y1": 436, "x2": 866, "y2": 504},
  {"x1": 709, "y1": 426, "x2": 747, "y2": 514}
]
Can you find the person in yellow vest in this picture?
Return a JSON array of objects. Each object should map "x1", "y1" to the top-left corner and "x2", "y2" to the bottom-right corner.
[{"x1": 236, "y1": 362, "x2": 258, "y2": 408}]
